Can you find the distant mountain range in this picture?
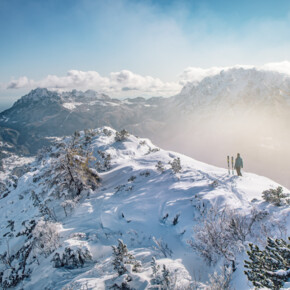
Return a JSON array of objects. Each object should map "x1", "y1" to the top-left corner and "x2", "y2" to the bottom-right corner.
[{"x1": 1, "y1": 67, "x2": 290, "y2": 187}]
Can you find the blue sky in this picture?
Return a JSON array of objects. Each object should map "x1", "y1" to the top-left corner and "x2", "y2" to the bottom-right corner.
[{"x1": 1, "y1": 0, "x2": 290, "y2": 106}]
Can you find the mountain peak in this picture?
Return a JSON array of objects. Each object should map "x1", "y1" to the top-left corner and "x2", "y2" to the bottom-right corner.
[
  {"x1": 14, "y1": 88, "x2": 61, "y2": 106},
  {"x1": 178, "y1": 67, "x2": 290, "y2": 106}
]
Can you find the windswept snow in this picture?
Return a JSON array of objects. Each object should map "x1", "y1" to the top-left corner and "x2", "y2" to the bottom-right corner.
[
  {"x1": 62, "y1": 102, "x2": 83, "y2": 110},
  {"x1": 0, "y1": 127, "x2": 289, "y2": 289}
]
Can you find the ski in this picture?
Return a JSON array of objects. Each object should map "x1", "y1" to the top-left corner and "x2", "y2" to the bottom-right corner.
[
  {"x1": 231, "y1": 156, "x2": 234, "y2": 175},
  {"x1": 227, "y1": 155, "x2": 230, "y2": 174}
]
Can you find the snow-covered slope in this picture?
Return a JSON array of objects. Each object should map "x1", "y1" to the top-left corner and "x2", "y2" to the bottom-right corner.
[{"x1": 0, "y1": 127, "x2": 289, "y2": 289}]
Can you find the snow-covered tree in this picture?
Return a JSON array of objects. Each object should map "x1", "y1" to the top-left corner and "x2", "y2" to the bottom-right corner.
[
  {"x1": 115, "y1": 129, "x2": 129, "y2": 142},
  {"x1": 151, "y1": 257, "x2": 160, "y2": 279},
  {"x1": 103, "y1": 128, "x2": 113, "y2": 136},
  {"x1": 112, "y1": 239, "x2": 141, "y2": 276},
  {"x1": 244, "y1": 237, "x2": 290, "y2": 289},
  {"x1": 169, "y1": 157, "x2": 181, "y2": 174},
  {"x1": 47, "y1": 139, "x2": 100, "y2": 202},
  {"x1": 51, "y1": 246, "x2": 92, "y2": 269},
  {"x1": 32, "y1": 220, "x2": 60, "y2": 257},
  {"x1": 155, "y1": 161, "x2": 165, "y2": 173},
  {"x1": 96, "y1": 150, "x2": 111, "y2": 171},
  {"x1": 161, "y1": 264, "x2": 171, "y2": 288},
  {"x1": 150, "y1": 258, "x2": 174, "y2": 289},
  {"x1": 262, "y1": 186, "x2": 290, "y2": 206}
]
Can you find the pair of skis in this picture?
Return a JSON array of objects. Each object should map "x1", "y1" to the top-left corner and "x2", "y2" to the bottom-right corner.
[{"x1": 227, "y1": 155, "x2": 234, "y2": 175}]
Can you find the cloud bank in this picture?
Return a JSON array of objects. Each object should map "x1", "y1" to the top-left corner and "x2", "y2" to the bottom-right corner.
[
  {"x1": 5, "y1": 61, "x2": 290, "y2": 97},
  {"x1": 6, "y1": 70, "x2": 181, "y2": 97}
]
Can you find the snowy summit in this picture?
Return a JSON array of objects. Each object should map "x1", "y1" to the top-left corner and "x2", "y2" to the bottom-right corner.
[{"x1": 0, "y1": 127, "x2": 289, "y2": 289}]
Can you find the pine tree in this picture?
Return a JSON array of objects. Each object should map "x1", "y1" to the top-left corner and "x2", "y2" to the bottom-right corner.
[
  {"x1": 51, "y1": 253, "x2": 62, "y2": 268},
  {"x1": 244, "y1": 237, "x2": 290, "y2": 289},
  {"x1": 169, "y1": 157, "x2": 182, "y2": 174},
  {"x1": 155, "y1": 161, "x2": 165, "y2": 173},
  {"x1": 162, "y1": 264, "x2": 171, "y2": 288},
  {"x1": 112, "y1": 239, "x2": 141, "y2": 276},
  {"x1": 151, "y1": 257, "x2": 160, "y2": 278},
  {"x1": 115, "y1": 129, "x2": 129, "y2": 142},
  {"x1": 262, "y1": 186, "x2": 289, "y2": 206}
]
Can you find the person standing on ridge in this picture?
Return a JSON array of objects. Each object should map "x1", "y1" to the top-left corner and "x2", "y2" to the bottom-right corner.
[{"x1": 234, "y1": 153, "x2": 243, "y2": 176}]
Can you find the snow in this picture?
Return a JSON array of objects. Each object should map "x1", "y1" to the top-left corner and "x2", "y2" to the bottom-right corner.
[
  {"x1": 0, "y1": 127, "x2": 289, "y2": 289},
  {"x1": 62, "y1": 102, "x2": 83, "y2": 110}
]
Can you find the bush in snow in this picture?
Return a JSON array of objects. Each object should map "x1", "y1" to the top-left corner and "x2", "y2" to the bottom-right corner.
[
  {"x1": 127, "y1": 175, "x2": 136, "y2": 182},
  {"x1": 150, "y1": 258, "x2": 174, "y2": 289},
  {"x1": 61, "y1": 200, "x2": 77, "y2": 217},
  {"x1": 140, "y1": 170, "x2": 150, "y2": 177},
  {"x1": 0, "y1": 220, "x2": 38, "y2": 288},
  {"x1": 189, "y1": 206, "x2": 267, "y2": 267},
  {"x1": 172, "y1": 214, "x2": 180, "y2": 226},
  {"x1": 110, "y1": 274, "x2": 133, "y2": 290},
  {"x1": 244, "y1": 237, "x2": 290, "y2": 289},
  {"x1": 96, "y1": 150, "x2": 112, "y2": 171},
  {"x1": 204, "y1": 266, "x2": 233, "y2": 290},
  {"x1": 262, "y1": 186, "x2": 290, "y2": 206},
  {"x1": 146, "y1": 147, "x2": 160, "y2": 155},
  {"x1": 0, "y1": 181, "x2": 6, "y2": 193},
  {"x1": 103, "y1": 128, "x2": 113, "y2": 136},
  {"x1": 112, "y1": 239, "x2": 141, "y2": 276},
  {"x1": 51, "y1": 246, "x2": 92, "y2": 269},
  {"x1": 210, "y1": 180, "x2": 219, "y2": 188},
  {"x1": 32, "y1": 220, "x2": 60, "y2": 257},
  {"x1": 110, "y1": 240, "x2": 141, "y2": 290},
  {"x1": 0, "y1": 220, "x2": 59, "y2": 287},
  {"x1": 0, "y1": 242, "x2": 33, "y2": 288},
  {"x1": 83, "y1": 128, "x2": 96, "y2": 147},
  {"x1": 48, "y1": 139, "x2": 100, "y2": 201},
  {"x1": 115, "y1": 129, "x2": 129, "y2": 142},
  {"x1": 152, "y1": 237, "x2": 173, "y2": 258},
  {"x1": 169, "y1": 157, "x2": 181, "y2": 174},
  {"x1": 155, "y1": 161, "x2": 165, "y2": 173}
]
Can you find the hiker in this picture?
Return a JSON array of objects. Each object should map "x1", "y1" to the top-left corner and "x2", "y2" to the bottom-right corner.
[{"x1": 234, "y1": 153, "x2": 243, "y2": 176}]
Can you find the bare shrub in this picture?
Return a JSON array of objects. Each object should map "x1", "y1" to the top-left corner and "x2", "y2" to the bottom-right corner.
[
  {"x1": 32, "y1": 220, "x2": 60, "y2": 257},
  {"x1": 152, "y1": 237, "x2": 173, "y2": 258},
  {"x1": 205, "y1": 266, "x2": 233, "y2": 290},
  {"x1": 189, "y1": 206, "x2": 267, "y2": 266}
]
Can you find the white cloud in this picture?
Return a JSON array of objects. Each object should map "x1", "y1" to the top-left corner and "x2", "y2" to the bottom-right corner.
[
  {"x1": 260, "y1": 61, "x2": 290, "y2": 75},
  {"x1": 6, "y1": 70, "x2": 181, "y2": 97},
  {"x1": 5, "y1": 61, "x2": 290, "y2": 98},
  {"x1": 178, "y1": 64, "x2": 257, "y2": 85},
  {"x1": 7, "y1": 76, "x2": 32, "y2": 89},
  {"x1": 178, "y1": 61, "x2": 290, "y2": 85}
]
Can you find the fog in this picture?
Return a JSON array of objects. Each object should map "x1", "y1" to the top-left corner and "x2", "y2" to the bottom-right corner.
[{"x1": 148, "y1": 103, "x2": 290, "y2": 189}]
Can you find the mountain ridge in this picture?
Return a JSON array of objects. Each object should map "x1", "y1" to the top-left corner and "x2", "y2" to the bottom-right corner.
[{"x1": 0, "y1": 127, "x2": 289, "y2": 289}]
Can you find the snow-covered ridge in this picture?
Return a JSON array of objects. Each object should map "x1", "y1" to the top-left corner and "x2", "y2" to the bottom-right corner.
[
  {"x1": 178, "y1": 68, "x2": 290, "y2": 107},
  {"x1": 10, "y1": 88, "x2": 156, "y2": 112},
  {"x1": 12, "y1": 88, "x2": 112, "y2": 108},
  {"x1": 0, "y1": 127, "x2": 289, "y2": 289}
]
